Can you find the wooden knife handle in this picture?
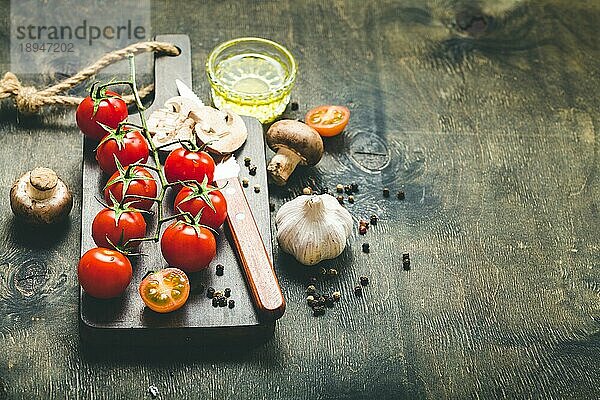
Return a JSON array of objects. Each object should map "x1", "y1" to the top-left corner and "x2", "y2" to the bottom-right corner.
[{"x1": 218, "y1": 177, "x2": 286, "y2": 320}]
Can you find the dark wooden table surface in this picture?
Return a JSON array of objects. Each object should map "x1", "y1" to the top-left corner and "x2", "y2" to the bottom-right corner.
[{"x1": 0, "y1": 1, "x2": 598, "y2": 399}]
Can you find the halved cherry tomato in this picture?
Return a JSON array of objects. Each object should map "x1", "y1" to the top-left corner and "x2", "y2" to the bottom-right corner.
[
  {"x1": 305, "y1": 105, "x2": 350, "y2": 137},
  {"x1": 96, "y1": 128, "x2": 149, "y2": 175},
  {"x1": 76, "y1": 90, "x2": 128, "y2": 141},
  {"x1": 174, "y1": 183, "x2": 227, "y2": 229},
  {"x1": 104, "y1": 166, "x2": 158, "y2": 211},
  {"x1": 139, "y1": 268, "x2": 190, "y2": 313},
  {"x1": 160, "y1": 220, "x2": 216, "y2": 272},
  {"x1": 78, "y1": 247, "x2": 132, "y2": 299},
  {"x1": 164, "y1": 148, "x2": 215, "y2": 187},
  {"x1": 92, "y1": 206, "x2": 146, "y2": 250}
]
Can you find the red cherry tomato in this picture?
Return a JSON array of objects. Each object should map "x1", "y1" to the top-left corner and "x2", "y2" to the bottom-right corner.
[
  {"x1": 104, "y1": 166, "x2": 158, "y2": 211},
  {"x1": 164, "y1": 148, "x2": 215, "y2": 187},
  {"x1": 78, "y1": 247, "x2": 132, "y2": 299},
  {"x1": 174, "y1": 185, "x2": 228, "y2": 229},
  {"x1": 92, "y1": 207, "x2": 146, "y2": 250},
  {"x1": 160, "y1": 220, "x2": 216, "y2": 273},
  {"x1": 76, "y1": 90, "x2": 128, "y2": 141},
  {"x1": 96, "y1": 128, "x2": 149, "y2": 175},
  {"x1": 139, "y1": 268, "x2": 190, "y2": 313},
  {"x1": 305, "y1": 105, "x2": 350, "y2": 137}
]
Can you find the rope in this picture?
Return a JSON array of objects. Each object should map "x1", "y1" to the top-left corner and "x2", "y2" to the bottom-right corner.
[{"x1": 0, "y1": 41, "x2": 179, "y2": 115}]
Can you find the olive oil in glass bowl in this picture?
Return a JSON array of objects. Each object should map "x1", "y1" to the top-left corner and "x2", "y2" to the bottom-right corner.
[{"x1": 206, "y1": 37, "x2": 297, "y2": 124}]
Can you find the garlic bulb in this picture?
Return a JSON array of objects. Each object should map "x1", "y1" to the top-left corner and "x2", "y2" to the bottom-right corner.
[{"x1": 276, "y1": 194, "x2": 353, "y2": 266}]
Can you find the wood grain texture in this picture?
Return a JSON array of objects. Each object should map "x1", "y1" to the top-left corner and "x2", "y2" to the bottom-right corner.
[{"x1": 0, "y1": 1, "x2": 598, "y2": 399}]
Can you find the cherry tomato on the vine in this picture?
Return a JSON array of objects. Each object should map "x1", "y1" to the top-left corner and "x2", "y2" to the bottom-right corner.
[
  {"x1": 78, "y1": 247, "x2": 132, "y2": 299},
  {"x1": 160, "y1": 220, "x2": 216, "y2": 273},
  {"x1": 164, "y1": 147, "x2": 215, "y2": 187},
  {"x1": 104, "y1": 166, "x2": 158, "y2": 211},
  {"x1": 305, "y1": 105, "x2": 350, "y2": 137},
  {"x1": 174, "y1": 182, "x2": 227, "y2": 229},
  {"x1": 92, "y1": 206, "x2": 146, "y2": 250},
  {"x1": 139, "y1": 268, "x2": 190, "y2": 313},
  {"x1": 76, "y1": 90, "x2": 128, "y2": 141},
  {"x1": 96, "y1": 128, "x2": 149, "y2": 175}
]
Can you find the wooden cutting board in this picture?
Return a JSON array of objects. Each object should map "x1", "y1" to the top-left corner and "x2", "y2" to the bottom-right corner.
[{"x1": 79, "y1": 34, "x2": 276, "y2": 345}]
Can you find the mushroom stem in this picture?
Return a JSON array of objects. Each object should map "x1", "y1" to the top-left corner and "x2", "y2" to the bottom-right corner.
[
  {"x1": 27, "y1": 168, "x2": 58, "y2": 201},
  {"x1": 267, "y1": 147, "x2": 303, "y2": 186}
]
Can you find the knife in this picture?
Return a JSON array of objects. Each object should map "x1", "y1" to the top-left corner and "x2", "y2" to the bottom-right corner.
[
  {"x1": 176, "y1": 80, "x2": 285, "y2": 320},
  {"x1": 213, "y1": 156, "x2": 286, "y2": 320}
]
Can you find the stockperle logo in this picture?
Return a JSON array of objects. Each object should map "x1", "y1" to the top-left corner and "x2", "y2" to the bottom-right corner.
[{"x1": 11, "y1": 0, "x2": 151, "y2": 75}]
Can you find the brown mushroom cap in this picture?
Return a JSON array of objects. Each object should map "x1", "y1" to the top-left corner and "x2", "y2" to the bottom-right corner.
[{"x1": 266, "y1": 120, "x2": 324, "y2": 166}]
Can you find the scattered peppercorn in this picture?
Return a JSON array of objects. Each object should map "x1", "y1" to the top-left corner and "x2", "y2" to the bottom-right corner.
[
  {"x1": 359, "y1": 225, "x2": 367, "y2": 235},
  {"x1": 383, "y1": 188, "x2": 390, "y2": 197},
  {"x1": 224, "y1": 288, "x2": 231, "y2": 297},
  {"x1": 254, "y1": 185, "x2": 261, "y2": 193},
  {"x1": 248, "y1": 165, "x2": 257, "y2": 176},
  {"x1": 360, "y1": 276, "x2": 369, "y2": 286},
  {"x1": 316, "y1": 296, "x2": 326, "y2": 307},
  {"x1": 207, "y1": 287, "x2": 215, "y2": 298},
  {"x1": 321, "y1": 187, "x2": 329, "y2": 194},
  {"x1": 216, "y1": 264, "x2": 224, "y2": 276},
  {"x1": 403, "y1": 262, "x2": 411, "y2": 271},
  {"x1": 327, "y1": 268, "x2": 338, "y2": 276},
  {"x1": 370, "y1": 214, "x2": 378, "y2": 225},
  {"x1": 270, "y1": 203, "x2": 275, "y2": 212},
  {"x1": 397, "y1": 190, "x2": 405, "y2": 200},
  {"x1": 244, "y1": 157, "x2": 251, "y2": 167},
  {"x1": 403, "y1": 252, "x2": 410, "y2": 259},
  {"x1": 212, "y1": 297, "x2": 218, "y2": 307},
  {"x1": 242, "y1": 177, "x2": 249, "y2": 187},
  {"x1": 351, "y1": 182, "x2": 359, "y2": 192},
  {"x1": 306, "y1": 285, "x2": 317, "y2": 295},
  {"x1": 332, "y1": 291, "x2": 341, "y2": 301},
  {"x1": 336, "y1": 184, "x2": 344, "y2": 193},
  {"x1": 228, "y1": 299, "x2": 235, "y2": 309},
  {"x1": 313, "y1": 306, "x2": 326, "y2": 316},
  {"x1": 337, "y1": 195, "x2": 344, "y2": 205},
  {"x1": 218, "y1": 296, "x2": 227, "y2": 307},
  {"x1": 302, "y1": 187, "x2": 312, "y2": 195},
  {"x1": 362, "y1": 243, "x2": 370, "y2": 253},
  {"x1": 348, "y1": 195, "x2": 355, "y2": 203},
  {"x1": 344, "y1": 185, "x2": 353, "y2": 195},
  {"x1": 354, "y1": 285, "x2": 363, "y2": 296},
  {"x1": 306, "y1": 295, "x2": 315, "y2": 304},
  {"x1": 291, "y1": 101, "x2": 299, "y2": 111}
]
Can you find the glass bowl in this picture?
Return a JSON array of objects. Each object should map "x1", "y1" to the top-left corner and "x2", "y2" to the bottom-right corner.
[{"x1": 206, "y1": 37, "x2": 297, "y2": 124}]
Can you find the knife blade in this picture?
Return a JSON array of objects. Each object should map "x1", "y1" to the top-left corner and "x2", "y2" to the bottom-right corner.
[
  {"x1": 175, "y1": 79, "x2": 204, "y2": 108},
  {"x1": 213, "y1": 156, "x2": 286, "y2": 320}
]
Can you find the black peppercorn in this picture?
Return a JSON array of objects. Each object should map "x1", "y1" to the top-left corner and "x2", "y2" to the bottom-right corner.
[
  {"x1": 354, "y1": 285, "x2": 363, "y2": 296},
  {"x1": 403, "y1": 252, "x2": 410, "y2": 259},
  {"x1": 332, "y1": 291, "x2": 341, "y2": 301},
  {"x1": 348, "y1": 195, "x2": 355, "y2": 203},
  {"x1": 244, "y1": 157, "x2": 251, "y2": 167},
  {"x1": 360, "y1": 276, "x2": 369, "y2": 286},
  {"x1": 337, "y1": 195, "x2": 344, "y2": 205},
  {"x1": 212, "y1": 297, "x2": 218, "y2": 307},
  {"x1": 327, "y1": 268, "x2": 338, "y2": 276},
  {"x1": 306, "y1": 285, "x2": 317, "y2": 295},
  {"x1": 254, "y1": 185, "x2": 261, "y2": 193},
  {"x1": 397, "y1": 190, "x2": 405, "y2": 200},
  {"x1": 270, "y1": 203, "x2": 275, "y2": 212},
  {"x1": 242, "y1": 178, "x2": 249, "y2": 188},
  {"x1": 362, "y1": 243, "x2": 370, "y2": 253},
  {"x1": 351, "y1": 182, "x2": 359, "y2": 192},
  {"x1": 216, "y1": 264, "x2": 224, "y2": 276},
  {"x1": 291, "y1": 101, "x2": 299, "y2": 111},
  {"x1": 228, "y1": 299, "x2": 235, "y2": 309},
  {"x1": 383, "y1": 188, "x2": 390, "y2": 197},
  {"x1": 248, "y1": 165, "x2": 257, "y2": 176},
  {"x1": 344, "y1": 185, "x2": 353, "y2": 195},
  {"x1": 207, "y1": 287, "x2": 215, "y2": 298},
  {"x1": 224, "y1": 288, "x2": 231, "y2": 297},
  {"x1": 313, "y1": 306, "x2": 326, "y2": 316},
  {"x1": 321, "y1": 187, "x2": 329, "y2": 194},
  {"x1": 336, "y1": 184, "x2": 344, "y2": 193},
  {"x1": 370, "y1": 214, "x2": 378, "y2": 225}
]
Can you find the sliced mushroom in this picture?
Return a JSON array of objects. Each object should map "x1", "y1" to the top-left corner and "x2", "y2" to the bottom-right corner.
[
  {"x1": 191, "y1": 107, "x2": 248, "y2": 154},
  {"x1": 146, "y1": 108, "x2": 195, "y2": 151}
]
